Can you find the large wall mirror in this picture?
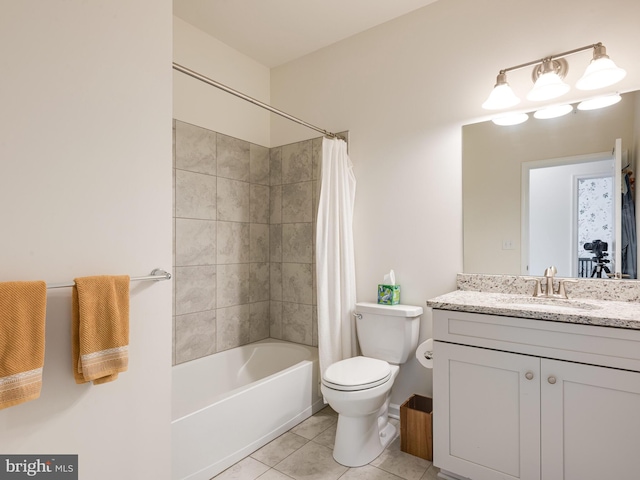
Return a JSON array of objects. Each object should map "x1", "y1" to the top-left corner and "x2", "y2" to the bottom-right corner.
[{"x1": 463, "y1": 90, "x2": 640, "y2": 279}]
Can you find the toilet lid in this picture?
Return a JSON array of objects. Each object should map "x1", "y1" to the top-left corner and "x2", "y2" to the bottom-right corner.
[{"x1": 322, "y1": 356, "x2": 391, "y2": 392}]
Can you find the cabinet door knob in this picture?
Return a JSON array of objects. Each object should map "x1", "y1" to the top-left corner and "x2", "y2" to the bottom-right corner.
[
  {"x1": 525, "y1": 371, "x2": 534, "y2": 380},
  {"x1": 548, "y1": 376, "x2": 557, "y2": 385}
]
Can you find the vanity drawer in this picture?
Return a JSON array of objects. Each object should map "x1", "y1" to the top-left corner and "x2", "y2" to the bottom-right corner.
[{"x1": 433, "y1": 310, "x2": 640, "y2": 372}]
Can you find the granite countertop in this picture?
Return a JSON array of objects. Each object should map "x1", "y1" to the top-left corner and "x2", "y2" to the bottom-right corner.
[{"x1": 427, "y1": 289, "x2": 640, "y2": 330}]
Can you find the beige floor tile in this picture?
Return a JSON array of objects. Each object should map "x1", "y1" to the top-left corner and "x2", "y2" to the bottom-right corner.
[
  {"x1": 419, "y1": 465, "x2": 440, "y2": 480},
  {"x1": 274, "y1": 441, "x2": 348, "y2": 480},
  {"x1": 340, "y1": 464, "x2": 405, "y2": 479},
  {"x1": 214, "y1": 457, "x2": 270, "y2": 479},
  {"x1": 257, "y1": 469, "x2": 296, "y2": 480},
  {"x1": 369, "y1": 437, "x2": 431, "y2": 480},
  {"x1": 289, "y1": 412, "x2": 337, "y2": 440},
  {"x1": 311, "y1": 421, "x2": 336, "y2": 448},
  {"x1": 251, "y1": 432, "x2": 309, "y2": 467}
]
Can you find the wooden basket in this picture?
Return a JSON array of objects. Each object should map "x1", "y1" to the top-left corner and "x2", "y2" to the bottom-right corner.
[{"x1": 400, "y1": 394, "x2": 433, "y2": 461}]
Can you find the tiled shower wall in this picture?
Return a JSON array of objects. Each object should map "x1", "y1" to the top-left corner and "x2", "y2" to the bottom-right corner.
[{"x1": 172, "y1": 119, "x2": 324, "y2": 364}]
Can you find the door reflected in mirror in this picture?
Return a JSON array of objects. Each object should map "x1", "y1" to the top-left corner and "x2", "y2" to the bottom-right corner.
[{"x1": 463, "y1": 90, "x2": 638, "y2": 279}]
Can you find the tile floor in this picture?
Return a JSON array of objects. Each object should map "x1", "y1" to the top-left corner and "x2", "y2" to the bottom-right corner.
[{"x1": 213, "y1": 406, "x2": 439, "y2": 480}]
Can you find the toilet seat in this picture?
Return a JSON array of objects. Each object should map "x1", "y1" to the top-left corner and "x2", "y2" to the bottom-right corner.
[{"x1": 322, "y1": 356, "x2": 391, "y2": 392}]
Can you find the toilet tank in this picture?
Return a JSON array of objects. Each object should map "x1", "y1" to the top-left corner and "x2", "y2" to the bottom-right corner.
[{"x1": 354, "y1": 302, "x2": 423, "y2": 364}]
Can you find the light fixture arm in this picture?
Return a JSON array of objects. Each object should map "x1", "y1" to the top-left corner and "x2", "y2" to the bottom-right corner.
[{"x1": 498, "y1": 42, "x2": 602, "y2": 75}]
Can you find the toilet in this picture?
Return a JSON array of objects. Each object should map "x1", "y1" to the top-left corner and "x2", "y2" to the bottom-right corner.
[{"x1": 321, "y1": 301, "x2": 423, "y2": 467}]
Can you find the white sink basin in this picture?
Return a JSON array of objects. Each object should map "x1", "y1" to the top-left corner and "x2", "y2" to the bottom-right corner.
[{"x1": 497, "y1": 296, "x2": 602, "y2": 311}]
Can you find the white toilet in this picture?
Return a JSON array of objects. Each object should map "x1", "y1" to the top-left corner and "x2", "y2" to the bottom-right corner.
[{"x1": 321, "y1": 301, "x2": 423, "y2": 467}]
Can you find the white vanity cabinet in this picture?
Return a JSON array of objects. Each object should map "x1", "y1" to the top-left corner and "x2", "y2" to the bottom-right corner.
[{"x1": 432, "y1": 309, "x2": 640, "y2": 480}]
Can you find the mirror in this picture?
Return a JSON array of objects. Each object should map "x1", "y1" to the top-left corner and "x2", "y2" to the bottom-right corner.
[{"x1": 463, "y1": 90, "x2": 639, "y2": 279}]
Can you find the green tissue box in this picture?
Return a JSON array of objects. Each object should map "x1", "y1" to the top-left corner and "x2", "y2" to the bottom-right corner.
[{"x1": 378, "y1": 284, "x2": 400, "y2": 305}]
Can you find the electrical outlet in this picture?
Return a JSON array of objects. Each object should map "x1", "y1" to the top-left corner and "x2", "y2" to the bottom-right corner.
[{"x1": 502, "y1": 239, "x2": 515, "y2": 250}]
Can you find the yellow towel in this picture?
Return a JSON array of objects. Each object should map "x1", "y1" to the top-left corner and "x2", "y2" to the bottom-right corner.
[
  {"x1": 0, "y1": 281, "x2": 47, "y2": 410},
  {"x1": 72, "y1": 275, "x2": 130, "y2": 385}
]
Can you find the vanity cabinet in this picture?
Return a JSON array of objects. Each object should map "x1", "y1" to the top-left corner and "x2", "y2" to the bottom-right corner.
[{"x1": 432, "y1": 310, "x2": 640, "y2": 480}]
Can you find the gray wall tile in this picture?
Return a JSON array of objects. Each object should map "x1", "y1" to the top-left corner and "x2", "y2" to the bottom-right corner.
[
  {"x1": 282, "y1": 263, "x2": 313, "y2": 305},
  {"x1": 250, "y1": 301, "x2": 270, "y2": 342},
  {"x1": 175, "y1": 218, "x2": 216, "y2": 266},
  {"x1": 282, "y1": 182, "x2": 313, "y2": 223},
  {"x1": 270, "y1": 185, "x2": 282, "y2": 224},
  {"x1": 174, "y1": 265, "x2": 216, "y2": 315},
  {"x1": 270, "y1": 301, "x2": 283, "y2": 339},
  {"x1": 173, "y1": 121, "x2": 340, "y2": 361},
  {"x1": 217, "y1": 263, "x2": 250, "y2": 308},
  {"x1": 175, "y1": 310, "x2": 216, "y2": 364},
  {"x1": 270, "y1": 147, "x2": 282, "y2": 185},
  {"x1": 217, "y1": 133, "x2": 249, "y2": 181},
  {"x1": 250, "y1": 223, "x2": 269, "y2": 263},
  {"x1": 270, "y1": 263, "x2": 282, "y2": 301},
  {"x1": 250, "y1": 184, "x2": 270, "y2": 224},
  {"x1": 216, "y1": 304, "x2": 250, "y2": 351},
  {"x1": 282, "y1": 140, "x2": 312, "y2": 184},
  {"x1": 217, "y1": 221, "x2": 250, "y2": 264},
  {"x1": 282, "y1": 302, "x2": 313, "y2": 345},
  {"x1": 175, "y1": 120, "x2": 216, "y2": 175},
  {"x1": 217, "y1": 177, "x2": 250, "y2": 222},
  {"x1": 269, "y1": 224, "x2": 282, "y2": 262},
  {"x1": 312, "y1": 137, "x2": 322, "y2": 181},
  {"x1": 250, "y1": 143, "x2": 270, "y2": 185},
  {"x1": 175, "y1": 170, "x2": 217, "y2": 220},
  {"x1": 250, "y1": 262, "x2": 270, "y2": 303},
  {"x1": 283, "y1": 223, "x2": 313, "y2": 264}
]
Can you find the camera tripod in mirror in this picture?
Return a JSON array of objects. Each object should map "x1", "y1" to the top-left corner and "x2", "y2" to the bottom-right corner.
[{"x1": 584, "y1": 239, "x2": 610, "y2": 278}]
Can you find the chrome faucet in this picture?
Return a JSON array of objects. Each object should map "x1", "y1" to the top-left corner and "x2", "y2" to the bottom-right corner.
[{"x1": 529, "y1": 266, "x2": 576, "y2": 299}]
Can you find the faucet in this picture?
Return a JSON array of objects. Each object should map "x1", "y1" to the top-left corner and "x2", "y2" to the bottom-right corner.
[
  {"x1": 543, "y1": 266, "x2": 557, "y2": 296},
  {"x1": 529, "y1": 266, "x2": 576, "y2": 299}
]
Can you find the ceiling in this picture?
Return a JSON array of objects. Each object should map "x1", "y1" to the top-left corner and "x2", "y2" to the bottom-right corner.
[{"x1": 173, "y1": 0, "x2": 440, "y2": 68}]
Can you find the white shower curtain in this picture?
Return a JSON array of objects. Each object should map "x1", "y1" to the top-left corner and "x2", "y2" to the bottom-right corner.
[{"x1": 316, "y1": 137, "x2": 357, "y2": 377}]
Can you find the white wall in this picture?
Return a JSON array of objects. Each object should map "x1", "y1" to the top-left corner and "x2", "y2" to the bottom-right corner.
[
  {"x1": 0, "y1": 2, "x2": 173, "y2": 479},
  {"x1": 270, "y1": 0, "x2": 640, "y2": 406},
  {"x1": 173, "y1": 16, "x2": 271, "y2": 147}
]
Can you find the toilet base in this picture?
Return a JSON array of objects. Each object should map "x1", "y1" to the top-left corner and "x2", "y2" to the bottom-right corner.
[{"x1": 332, "y1": 413, "x2": 397, "y2": 467}]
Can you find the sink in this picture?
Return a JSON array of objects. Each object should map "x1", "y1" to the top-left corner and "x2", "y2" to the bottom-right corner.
[{"x1": 497, "y1": 296, "x2": 602, "y2": 311}]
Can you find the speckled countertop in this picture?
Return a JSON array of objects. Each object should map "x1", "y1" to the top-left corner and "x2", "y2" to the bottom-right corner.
[{"x1": 427, "y1": 274, "x2": 640, "y2": 330}]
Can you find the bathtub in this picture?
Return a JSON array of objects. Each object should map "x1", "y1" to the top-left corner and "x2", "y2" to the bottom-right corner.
[{"x1": 171, "y1": 340, "x2": 324, "y2": 480}]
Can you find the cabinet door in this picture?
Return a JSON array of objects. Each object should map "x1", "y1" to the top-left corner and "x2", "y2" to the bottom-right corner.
[
  {"x1": 541, "y1": 359, "x2": 640, "y2": 480},
  {"x1": 433, "y1": 341, "x2": 541, "y2": 480}
]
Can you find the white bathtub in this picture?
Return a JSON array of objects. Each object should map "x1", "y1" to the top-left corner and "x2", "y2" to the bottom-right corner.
[{"x1": 171, "y1": 340, "x2": 324, "y2": 480}]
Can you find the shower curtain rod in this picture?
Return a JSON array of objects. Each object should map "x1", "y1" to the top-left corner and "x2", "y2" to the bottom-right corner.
[{"x1": 173, "y1": 62, "x2": 343, "y2": 140}]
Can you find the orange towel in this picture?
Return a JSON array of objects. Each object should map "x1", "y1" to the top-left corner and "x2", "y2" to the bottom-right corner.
[
  {"x1": 0, "y1": 281, "x2": 47, "y2": 409},
  {"x1": 72, "y1": 275, "x2": 130, "y2": 385}
]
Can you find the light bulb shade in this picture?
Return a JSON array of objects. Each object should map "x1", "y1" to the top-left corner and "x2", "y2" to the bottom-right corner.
[
  {"x1": 482, "y1": 73, "x2": 520, "y2": 110},
  {"x1": 576, "y1": 57, "x2": 627, "y2": 90},
  {"x1": 577, "y1": 94, "x2": 622, "y2": 111},
  {"x1": 533, "y1": 104, "x2": 573, "y2": 119},
  {"x1": 527, "y1": 71, "x2": 571, "y2": 101},
  {"x1": 492, "y1": 112, "x2": 529, "y2": 126}
]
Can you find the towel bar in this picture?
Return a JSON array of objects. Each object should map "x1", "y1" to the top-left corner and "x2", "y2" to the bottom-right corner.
[{"x1": 46, "y1": 268, "x2": 171, "y2": 289}]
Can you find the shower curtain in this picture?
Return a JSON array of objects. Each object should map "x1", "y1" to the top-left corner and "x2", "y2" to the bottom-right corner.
[{"x1": 316, "y1": 137, "x2": 357, "y2": 376}]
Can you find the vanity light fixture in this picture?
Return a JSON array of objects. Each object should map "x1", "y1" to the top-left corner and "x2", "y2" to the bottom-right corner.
[
  {"x1": 527, "y1": 59, "x2": 571, "y2": 102},
  {"x1": 533, "y1": 104, "x2": 574, "y2": 119},
  {"x1": 577, "y1": 93, "x2": 622, "y2": 111},
  {"x1": 491, "y1": 112, "x2": 529, "y2": 126},
  {"x1": 482, "y1": 42, "x2": 626, "y2": 110}
]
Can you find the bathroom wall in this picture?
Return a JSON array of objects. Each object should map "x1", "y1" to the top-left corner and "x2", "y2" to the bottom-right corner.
[
  {"x1": 269, "y1": 138, "x2": 323, "y2": 347},
  {"x1": 173, "y1": 122, "x2": 325, "y2": 362},
  {"x1": 269, "y1": 0, "x2": 640, "y2": 410},
  {"x1": 0, "y1": 1, "x2": 172, "y2": 479},
  {"x1": 173, "y1": 120, "x2": 271, "y2": 363},
  {"x1": 174, "y1": 16, "x2": 270, "y2": 147}
]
